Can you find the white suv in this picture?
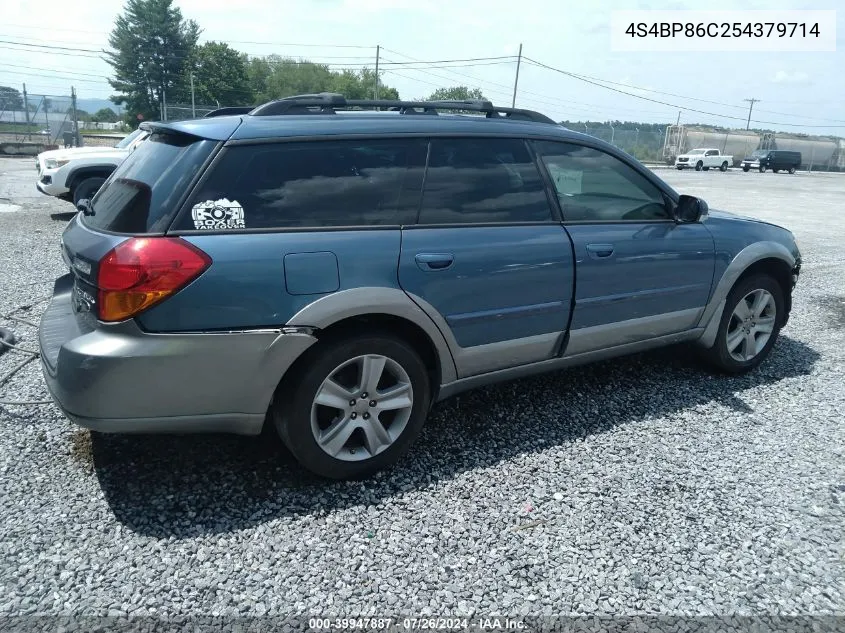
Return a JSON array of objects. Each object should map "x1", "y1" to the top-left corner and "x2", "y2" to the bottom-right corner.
[{"x1": 36, "y1": 128, "x2": 149, "y2": 207}]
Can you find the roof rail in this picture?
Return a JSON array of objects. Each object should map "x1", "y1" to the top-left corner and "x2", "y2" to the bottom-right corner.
[
  {"x1": 249, "y1": 93, "x2": 557, "y2": 124},
  {"x1": 204, "y1": 106, "x2": 256, "y2": 118}
]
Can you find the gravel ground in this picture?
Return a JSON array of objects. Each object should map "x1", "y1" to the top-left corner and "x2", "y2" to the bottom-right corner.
[{"x1": 0, "y1": 158, "x2": 843, "y2": 631}]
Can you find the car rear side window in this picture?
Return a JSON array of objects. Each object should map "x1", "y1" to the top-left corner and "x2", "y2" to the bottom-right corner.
[
  {"x1": 176, "y1": 139, "x2": 427, "y2": 230},
  {"x1": 82, "y1": 132, "x2": 216, "y2": 234},
  {"x1": 417, "y1": 138, "x2": 552, "y2": 225}
]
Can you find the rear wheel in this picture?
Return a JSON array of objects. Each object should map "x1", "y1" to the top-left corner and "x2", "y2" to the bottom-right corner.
[
  {"x1": 695, "y1": 161, "x2": 704, "y2": 171},
  {"x1": 742, "y1": 166, "x2": 750, "y2": 172},
  {"x1": 701, "y1": 274, "x2": 784, "y2": 374},
  {"x1": 788, "y1": 167, "x2": 796, "y2": 174},
  {"x1": 72, "y1": 177, "x2": 105, "y2": 209},
  {"x1": 676, "y1": 166, "x2": 684, "y2": 170},
  {"x1": 273, "y1": 334, "x2": 431, "y2": 479},
  {"x1": 720, "y1": 161, "x2": 728, "y2": 172},
  {"x1": 759, "y1": 165, "x2": 767, "y2": 173}
]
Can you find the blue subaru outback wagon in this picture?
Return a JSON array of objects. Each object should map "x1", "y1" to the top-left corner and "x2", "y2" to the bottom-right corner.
[{"x1": 39, "y1": 94, "x2": 801, "y2": 479}]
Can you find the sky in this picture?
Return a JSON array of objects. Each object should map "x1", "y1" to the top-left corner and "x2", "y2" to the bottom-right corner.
[{"x1": 1, "y1": 0, "x2": 843, "y2": 136}]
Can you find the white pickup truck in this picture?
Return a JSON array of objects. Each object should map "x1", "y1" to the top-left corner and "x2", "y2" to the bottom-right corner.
[
  {"x1": 674, "y1": 148, "x2": 732, "y2": 172},
  {"x1": 35, "y1": 128, "x2": 149, "y2": 207}
]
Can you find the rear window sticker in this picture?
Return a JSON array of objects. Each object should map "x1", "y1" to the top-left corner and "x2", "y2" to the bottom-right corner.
[{"x1": 191, "y1": 198, "x2": 246, "y2": 230}]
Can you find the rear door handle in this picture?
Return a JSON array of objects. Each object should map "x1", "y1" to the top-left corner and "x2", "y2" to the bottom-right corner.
[
  {"x1": 415, "y1": 253, "x2": 454, "y2": 271},
  {"x1": 586, "y1": 243, "x2": 614, "y2": 259}
]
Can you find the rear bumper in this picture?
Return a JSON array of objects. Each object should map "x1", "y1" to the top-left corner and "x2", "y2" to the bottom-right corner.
[{"x1": 39, "y1": 275, "x2": 318, "y2": 435}]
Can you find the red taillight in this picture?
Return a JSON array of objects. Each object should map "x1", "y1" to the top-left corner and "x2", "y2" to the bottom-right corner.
[{"x1": 97, "y1": 237, "x2": 211, "y2": 322}]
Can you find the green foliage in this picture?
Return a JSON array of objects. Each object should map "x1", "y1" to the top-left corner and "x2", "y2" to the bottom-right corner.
[
  {"x1": 92, "y1": 108, "x2": 119, "y2": 123},
  {"x1": 106, "y1": 0, "x2": 200, "y2": 123},
  {"x1": 180, "y1": 41, "x2": 253, "y2": 106},
  {"x1": 246, "y1": 56, "x2": 399, "y2": 104},
  {"x1": 425, "y1": 86, "x2": 486, "y2": 102},
  {"x1": 0, "y1": 86, "x2": 23, "y2": 110},
  {"x1": 67, "y1": 107, "x2": 91, "y2": 122}
]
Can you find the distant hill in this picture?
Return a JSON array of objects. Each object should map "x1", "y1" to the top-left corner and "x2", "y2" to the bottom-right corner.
[{"x1": 77, "y1": 98, "x2": 119, "y2": 115}]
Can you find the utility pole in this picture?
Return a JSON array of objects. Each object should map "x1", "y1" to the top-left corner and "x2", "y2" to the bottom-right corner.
[
  {"x1": 676, "y1": 110, "x2": 681, "y2": 126},
  {"x1": 190, "y1": 73, "x2": 196, "y2": 118},
  {"x1": 22, "y1": 83, "x2": 30, "y2": 139},
  {"x1": 511, "y1": 43, "x2": 523, "y2": 108},
  {"x1": 374, "y1": 45, "x2": 380, "y2": 100},
  {"x1": 743, "y1": 98, "x2": 759, "y2": 130},
  {"x1": 71, "y1": 86, "x2": 80, "y2": 147}
]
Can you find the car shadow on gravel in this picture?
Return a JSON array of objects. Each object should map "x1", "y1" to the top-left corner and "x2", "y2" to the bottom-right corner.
[{"x1": 92, "y1": 335, "x2": 819, "y2": 538}]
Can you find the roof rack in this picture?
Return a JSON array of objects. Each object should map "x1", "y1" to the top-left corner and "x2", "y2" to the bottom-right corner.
[
  {"x1": 204, "y1": 106, "x2": 256, "y2": 118},
  {"x1": 248, "y1": 93, "x2": 557, "y2": 124}
]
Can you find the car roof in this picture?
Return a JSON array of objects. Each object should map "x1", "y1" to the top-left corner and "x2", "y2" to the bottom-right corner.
[{"x1": 147, "y1": 112, "x2": 590, "y2": 144}]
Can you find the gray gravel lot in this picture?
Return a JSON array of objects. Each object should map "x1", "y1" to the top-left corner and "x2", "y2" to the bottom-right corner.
[{"x1": 0, "y1": 158, "x2": 843, "y2": 629}]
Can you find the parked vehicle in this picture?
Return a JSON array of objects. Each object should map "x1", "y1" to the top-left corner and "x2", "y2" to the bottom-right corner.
[
  {"x1": 35, "y1": 128, "x2": 149, "y2": 207},
  {"x1": 39, "y1": 94, "x2": 801, "y2": 479},
  {"x1": 675, "y1": 148, "x2": 732, "y2": 171},
  {"x1": 741, "y1": 150, "x2": 802, "y2": 173}
]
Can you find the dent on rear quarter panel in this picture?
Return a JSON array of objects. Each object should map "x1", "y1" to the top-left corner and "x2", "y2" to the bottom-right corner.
[{"x1": 136, "y1": 231, "x2": 402, "y2": 332}]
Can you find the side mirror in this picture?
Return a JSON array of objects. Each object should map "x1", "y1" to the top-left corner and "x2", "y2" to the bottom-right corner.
[{"x1": 675, "y1": 195, "x2": 707, "y2": 223}]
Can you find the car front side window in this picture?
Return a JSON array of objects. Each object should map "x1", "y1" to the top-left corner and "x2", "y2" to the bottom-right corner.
[{"x1": 534, "y1": 141, "x2": 670, "y2": 223}]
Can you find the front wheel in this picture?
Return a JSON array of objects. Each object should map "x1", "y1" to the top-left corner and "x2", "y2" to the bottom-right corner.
[
  {"x1": 759, "y1": 165, "x2": 767, "y2": 173},
  {"x1": 788, "y1": 167, "x2": 796, "y2": 174},
  {"x1": 72, "y1": 177, "x2": 106, "y2": 209},
  {"x1": 695, "y1": 161, "x2": 704, "y2": 171},
  {"x1": 701, "y1": 274, "x2": 784, "y2": 374},
  {"x1": 676, "y1": 166, "x2": 684, "y2": 170},
  {"x1": 274, "y1": 334, "x2": 431, "y2": 479},
  {"x1": 742, "y1": 166, "x2": 750, "y2": 172},
  {"x1": 720, "y1": 162, "x2": 728, "y2": 172}
]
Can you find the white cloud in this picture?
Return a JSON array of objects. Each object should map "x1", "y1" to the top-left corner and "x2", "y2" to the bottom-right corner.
[{"x1": 772, "y1": 70, "x2": 811, "y2": 84}]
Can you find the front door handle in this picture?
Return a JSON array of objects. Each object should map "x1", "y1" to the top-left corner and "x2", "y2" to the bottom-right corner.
[
  {"x1": 415, "y1": 253, "x2": 454, "y2": 271},
  {"x1": 586, "y1": 243, "x2": 614, "y2": 259}
]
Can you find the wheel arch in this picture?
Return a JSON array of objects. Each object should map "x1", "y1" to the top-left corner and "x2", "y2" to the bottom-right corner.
[
  {"x1": 66, "y1": 165, "x2": 116, "y2": 192},
  {"x1": 284, "y1": 287, "x2": 458, "y2": 387},
  {"x1": 696, "y1": 243, "x2": 797, "y2": 348}
]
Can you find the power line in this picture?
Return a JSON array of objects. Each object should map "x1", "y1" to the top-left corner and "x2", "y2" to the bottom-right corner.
[{"x1": 523, "y1": 57, "x2": 845, "y2": 129}]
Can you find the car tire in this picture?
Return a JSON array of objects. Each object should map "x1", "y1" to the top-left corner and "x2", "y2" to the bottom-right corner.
[
  {"x1": 701, "y1": 273, "x2": 784, "y2": 374},
  {"x1": 759, "y1": 165, "x2": 766, "y2": 173},
  {"x1": 676, "y1": 166, "x2": 684, "y2": 170},
  {"x1": 742, "y1": 166, "x2": 750, "y2": 172},
  {"x1": 273, "y1": 334, "x2": 431, "y2": 479},
  {"x1": 720, "y1": 162, "x2": 728, "y2": 172},
  {"x1": 695, "y1": 161, "x2": 703, "y2": 171},
  {"x1": 788, "y1": 167, "x2": 796, "y2": 174},
  {"x1": 72, "y1": 177, "x2": 106, "y2": 209},
  {"x1": 703, "y1": 166, "x2": 710, "y2": 171}
]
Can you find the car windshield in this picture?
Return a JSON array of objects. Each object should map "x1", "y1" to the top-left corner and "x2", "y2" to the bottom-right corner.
[
  {"x1": 687, "y1": 149, "x2": 705, "y2": 155},
  {"x1": 114, "y1": 128, "x2": 144, "y2": 149}
]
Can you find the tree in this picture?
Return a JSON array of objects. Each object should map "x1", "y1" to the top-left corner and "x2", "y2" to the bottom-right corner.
[
  {"x1": 92, "y1": 107, "x2": 119, "y2": 123},
  {"x1": 181, "y1": 41, "x2": 253, "y2": 106},
  {"x1": 425, "y1": 86, "x2": 487, "y2": 102},
  {"x1": 67, "y1": 107, "x2": 91, "y2": 122},
  {"x1": 106, "y1": 0, "x2": 200, "y2": 122},
  {"x1": 246, "y1": 56, "x2": 400, "y2": 104},
  {"x1": 0, "y1": 86, "x2": 23, "y2": 110}
]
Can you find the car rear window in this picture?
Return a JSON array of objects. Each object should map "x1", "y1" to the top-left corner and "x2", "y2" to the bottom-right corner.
[{"x1": 81, "y1": 131, "x2": 216, "y2": 234}]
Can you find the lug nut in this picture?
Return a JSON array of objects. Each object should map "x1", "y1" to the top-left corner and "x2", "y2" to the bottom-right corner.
[
  {"x1": 361, "y1": 392, "x2": 368, "y2": 399},
  {"x1": 363, "y1": 412, "x2": 370, "y2": 420},
  {"x1": 351, "y1": 412, "x2": 357, "y2": 419},
  {"x1": 349, "y1": 399, "x2": 356, "y2": 406},
  {"x1": 369, "y1": 400, "x2": 377, "y2": 407}
]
